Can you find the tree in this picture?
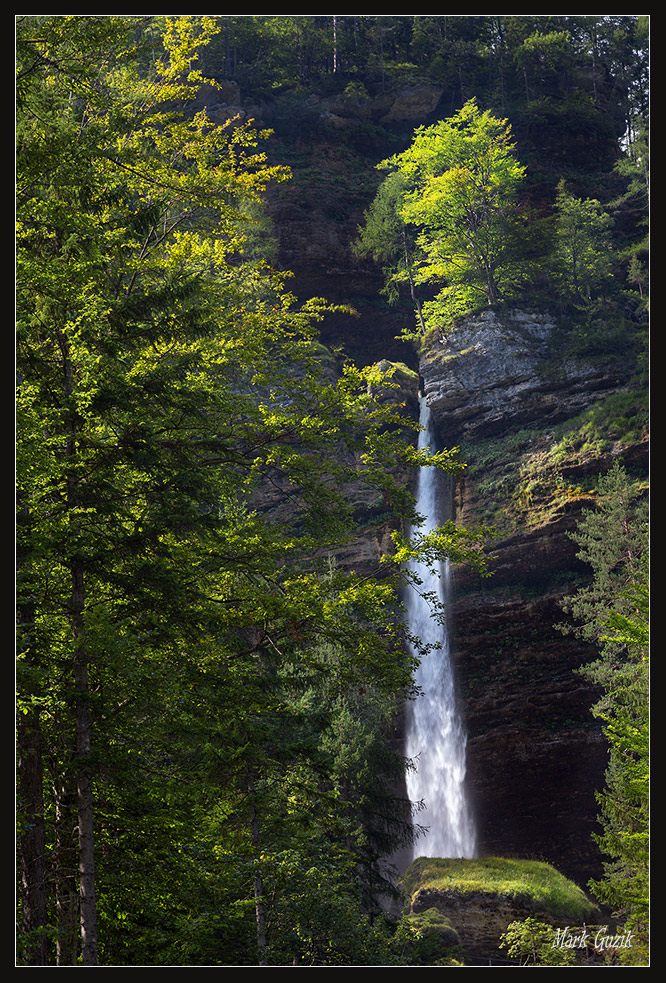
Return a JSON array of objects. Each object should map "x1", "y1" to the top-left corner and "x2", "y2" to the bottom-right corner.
[
  {"x1": 611, "y1": 113, "x2": 649, "y2": 312},
  {"x1": 553, "y1": 180, "x2": 614, "y2": 303},
  {"x1": 559, "y1": 461, "x2": 648, "y2": 704},
  {"x1": 375, "y1": 98, "x2": 530, "y2": 336},
  {"x1": 17, "y1": 15, "x2": 486, "y2": 965},
  {"x1": 513, "y1": 29, "x2": 575, "y2": 104},
  {"x1": 500, "y1": 917, "x2": 576, "y2": 965},
  {"x1": 16, "y1": 15, "x2": 293, "y2": 962},
  {"x1": 353, "y1": 170, "x2": 427, "y2": 335},
  {"x1": 588, "y1": 585, "x2": 649, "y2": 964},
  {"x1": 559, "y1": 463, "x2": 648, "y2": 963}
]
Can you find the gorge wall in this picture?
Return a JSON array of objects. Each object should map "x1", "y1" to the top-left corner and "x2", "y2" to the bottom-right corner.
[
  {"x1": 419, "y1": 308, "x2": 647, "y2": 888},
  {"x1": 195, "y1": 75, "x2": 648, "y2": 895}
]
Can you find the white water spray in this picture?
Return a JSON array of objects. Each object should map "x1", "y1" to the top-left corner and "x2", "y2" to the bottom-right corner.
[{"x1": 405, "y1": 396, "x2": 476, "y2": 859}]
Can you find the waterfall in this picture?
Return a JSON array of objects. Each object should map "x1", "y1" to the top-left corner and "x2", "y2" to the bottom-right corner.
[{"x1": 405, "y1": 395, "x2": 476, "y2": 859}]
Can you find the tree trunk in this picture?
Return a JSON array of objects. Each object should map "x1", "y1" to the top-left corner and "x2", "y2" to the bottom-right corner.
[
  {"x1": 485, "y1": 264, "x2": 501, "y2": 305},
  {"x1": 16, "y1": 518, "x2": 50, "y2": 965},
  {"x1": 402, "y1": 229, "x2": 427, "y2": 335},
  {"x1": 17, "y1": 708, "x2": 49, "y2": 965},
  {"x1": 333, "y1": 15, "x2": 338, "y2": 73},
  {"x1": 248, "y1": 769, "x2": 268, "y2": 966},
  {"x1": 590, "y1": 24, "x2": 599, "y2": 106},
  {"x1": 72, "y1": 560, "x2": 99, "y2": 966},
  {"x1": 53, "y1": 775, "x2": 80, "y2": 965},
  {"x1": 60, "y1": 325, "x2": 99, "y2": 965}
]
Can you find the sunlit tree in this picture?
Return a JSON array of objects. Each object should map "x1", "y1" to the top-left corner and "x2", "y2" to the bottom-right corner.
[{"x1": 374, "y1": 98, "x2": 532, "y2": 335}]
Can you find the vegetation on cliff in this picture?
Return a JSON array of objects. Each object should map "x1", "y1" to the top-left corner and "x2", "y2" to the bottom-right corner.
[
  {"x1": 361, "y1": 99, "x2": 536, "y2": 333},
  {"x1": 561, "y1": 464, "x2": 649, "y2": 961},
  {"x1": 358, "y1": 96, "x2": 645, "y2": 346},
  {"x1": 401, "y1": 856, "x2": 598, "y2": 921},
  {"x1": 16, "y1": 14, "x2": 648, "y2": 967},
  {"x1": 457, "y1": 388, "x2": 648, "y2": 538}
]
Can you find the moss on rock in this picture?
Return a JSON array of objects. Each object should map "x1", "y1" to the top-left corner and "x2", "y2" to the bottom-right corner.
[{"x1": 402, "y1": 856, "x2": 599, "y2": 921}]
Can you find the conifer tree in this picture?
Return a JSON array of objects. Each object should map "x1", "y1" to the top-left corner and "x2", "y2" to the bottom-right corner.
[
  {"x1": 559, "y1": 464, "x2": 649, "y2": 962},
  {"x1": 589, "y1": 587, "x2": 649, "y2": 963}
]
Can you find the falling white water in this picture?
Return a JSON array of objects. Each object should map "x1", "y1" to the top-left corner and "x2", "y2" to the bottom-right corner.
[{"x1": 405, "y1": 395, "x2": 476, "y2": 859}]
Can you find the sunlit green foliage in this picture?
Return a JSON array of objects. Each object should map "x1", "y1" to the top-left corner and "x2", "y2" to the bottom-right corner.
[
  {"x1": 362, "y1": 99, "x2": 544, "y2": 338},
  {"x1": 16, "y1": 14, "x2": 482, "y2": 966},
  {"x1": 500, "y1": 917, "x2": 576, "y2": 965}
]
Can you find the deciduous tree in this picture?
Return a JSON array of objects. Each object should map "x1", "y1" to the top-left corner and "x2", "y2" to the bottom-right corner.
[
  {"x1": 553, "y1": 180, "x2": 614, "y2": 303},
  {"x1": 17, "y1": 15, "x2": 485, "y2": 966},
  {"x1": 373, "y1": 98, "x2": 532, "y2": 336}
]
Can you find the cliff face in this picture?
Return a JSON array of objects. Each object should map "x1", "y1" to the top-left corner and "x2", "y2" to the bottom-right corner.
[
  {"x1": 420, "y1": 309, "x2": 628, "y2": 444},
  {"x1": 418, "y1": 308, "x2": 648, "y2": 888},
  {"x1": 194, "y1": 80, "x2": 647, "y2": 893},
  {"x1": 242, "y1": 80, "x2": 449, "y2": 369}
]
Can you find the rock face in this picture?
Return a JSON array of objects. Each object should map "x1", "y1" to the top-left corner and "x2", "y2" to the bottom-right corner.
[
  {"x1": 421, "y1": 308, "x2": 627, "y2": 444},
  {"x1": 452, "y1": 586, "x2": 608, "y2": 888},
  {"x1": 304, "y1": 80, "x2": 445, "y2": 127},
  {"x1": 410, "y1": 887, "x2": 559, "y2": 963},
  {"x1": 402, "y1": 857, "x2": 602, "y2": 964},
  {"x1": 416, "y1": 308, "x2": 647, "y2": 890}
]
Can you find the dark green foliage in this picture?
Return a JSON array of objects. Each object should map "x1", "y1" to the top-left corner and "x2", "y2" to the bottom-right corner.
[
  {"x1": 198, "y1": 15, "x2": 647, "y2": 140},
  {"x1": 395, "y1": 908, "x2": 462, "y2": 965},
  {"x1": 17, "y1": 15, "x2": 481, "y2": 966},
  {"x1": 560, "y1": 462, "x2": 648, "y2": 699},
  {"x1": 587, "y1": 587, "x2": 649, "y2": 964},
  {"x1": 560, "y1": 464, "x2": 649, "y2": 962}
]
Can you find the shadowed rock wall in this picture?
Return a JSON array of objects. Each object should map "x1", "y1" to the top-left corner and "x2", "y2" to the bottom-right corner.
[
  {"x1": 193, "y1": 77, "x2": 646, "y2": 895},
  {"x1": 417, "y1": 308, "x2": 647, "y2": 889}
]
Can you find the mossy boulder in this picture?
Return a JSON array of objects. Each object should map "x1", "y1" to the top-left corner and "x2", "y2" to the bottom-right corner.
[{"x1": 401, "y1": 856, "x2": 600, "y2": 963}]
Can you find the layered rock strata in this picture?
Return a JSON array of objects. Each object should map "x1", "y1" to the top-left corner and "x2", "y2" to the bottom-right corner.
[
  {"x1": 417, "y1": 308, "x2": 647, "y2": 889},
  {"x1": 420, "y1": 308, "x2": 628, "y2": 444}
]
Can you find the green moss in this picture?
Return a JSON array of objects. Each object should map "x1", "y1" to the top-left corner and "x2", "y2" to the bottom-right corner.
[
  {"x1": 398, "y1": 908, "x2": 463, "y2": 965},
  {"x1": 380, "y1": 359, "x2": 419, "y2": 384},
  {"x1": 457, "y1": 386, "x2": 648, "y2": 534},
  {"x1": 402, "y1": 857, "x2": 599, "y2": 921}
]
